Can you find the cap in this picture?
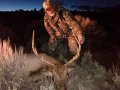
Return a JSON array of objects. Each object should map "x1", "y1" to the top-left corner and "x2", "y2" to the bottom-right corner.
[{"x1": 43, "y1": 0, "x2": 62, "y2": 9}]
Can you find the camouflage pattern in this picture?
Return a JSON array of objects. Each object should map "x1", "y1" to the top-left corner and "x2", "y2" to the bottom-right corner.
[{"x1": 44, "y1": 7, "x2": 84, "y2": 54}]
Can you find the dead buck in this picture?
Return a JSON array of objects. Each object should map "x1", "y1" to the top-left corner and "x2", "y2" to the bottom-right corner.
[{"x1": 31, "y1": 30, "x2": 81, "y2": 90}]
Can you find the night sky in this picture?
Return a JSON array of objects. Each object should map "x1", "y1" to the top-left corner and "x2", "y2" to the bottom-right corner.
[{"x1": 0, "y1": 0, "x2": 120, "y2": 11}]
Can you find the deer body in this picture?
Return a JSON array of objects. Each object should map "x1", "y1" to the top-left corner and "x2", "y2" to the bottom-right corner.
[
  {"x1": 29, "y1": 53, "x2": 68, "y2": 90},
  {"x1": 31, "y1": 30, "x2": 81, "y2": 90}
]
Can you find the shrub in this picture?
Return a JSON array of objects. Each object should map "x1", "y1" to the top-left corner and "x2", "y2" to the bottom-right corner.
[
  {"x1": 0, "y1": 39, "x2": 117, "y2": 90},
  {"x1": 0, "y1": 39, "x2": 55, "y2": 90},
  {"x1": 68, "y1": 51, "x2": 116, "y2": 90},
  {"x1": 111, "y1": 49, "x2": 120, "y2": 89}
]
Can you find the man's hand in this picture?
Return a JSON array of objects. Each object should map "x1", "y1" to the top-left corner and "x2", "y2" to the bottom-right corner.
[{"x1": 56, "y1": 32, "x2": 61, "y2": 37}]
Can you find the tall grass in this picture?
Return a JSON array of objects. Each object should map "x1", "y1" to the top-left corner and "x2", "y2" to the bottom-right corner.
[
  {"x1": 112, "y1": 49, "x2": 120, "y2": 89},
  {"x1": 112, "y1": 67, "x2": 120, "y2": 89},
  {"x1": 0, "y1": 39, "x2": 25, "y2": 90},
  {"x1": 68, "y1": 51, "x2": 116, "y2": 90},
  {"x1": 0, "y1": 39, "x2": 119, "y2": 90},
  {"x1": 0, "y1": 39, "x2": 55, "y2": 90}
]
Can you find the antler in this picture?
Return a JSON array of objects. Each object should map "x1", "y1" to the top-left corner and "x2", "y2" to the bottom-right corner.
[
  {"x1": 32, "y1": 30, "x2": 81, "y2": 67},
  {"x1": 32, "y1": 30, "x2": 39, "y2": 56},
  {"x1": 32, "y1": 30, "x2": 54, "y2": 66},
  {"x1": 65, "y1": 32, "x2": 81, "y2": 66}
]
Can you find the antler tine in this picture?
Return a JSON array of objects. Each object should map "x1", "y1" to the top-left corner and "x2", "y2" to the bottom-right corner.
[
  {"x1": 32, "y1": 30, "x2": 38, "y2": 56},
  {"x1": 32, "y1": 30, "x2": 55, "y2": 66},
  {"x1": 41, "y1": 56, "x2": 55, "y2": 66},
  {"x1": 65, "y1": 32, "x2": 81, "y2": 66}
]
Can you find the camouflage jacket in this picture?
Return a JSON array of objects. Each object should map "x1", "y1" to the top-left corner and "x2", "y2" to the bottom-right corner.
[{"x1": 44, "y1": 7, "x2": 83, "y2": 39}]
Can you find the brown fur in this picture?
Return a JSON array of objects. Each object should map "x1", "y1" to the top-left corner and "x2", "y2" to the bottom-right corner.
[{"x1": 31, "y1": 30, "x2": 80, "y2": 90}]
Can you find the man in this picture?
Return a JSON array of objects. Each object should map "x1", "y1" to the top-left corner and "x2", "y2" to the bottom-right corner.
[{"x1": 43, "y1": 0, "x2": 84, "y2": 55}]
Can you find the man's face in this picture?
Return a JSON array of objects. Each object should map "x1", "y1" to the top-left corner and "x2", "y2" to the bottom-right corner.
[{"x1": 44, "y1": 6, "x2": 55, "y2": 17}]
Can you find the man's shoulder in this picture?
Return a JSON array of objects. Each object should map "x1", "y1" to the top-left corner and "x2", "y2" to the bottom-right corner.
[
  {"x1": 60, "y1": 7, "x2": 69, "y2": 14},
  {"x1": 60, "y1": 7, "x2": 71, "y2": 17},
  {"x1": 44, "y1": 13, "x2": 49, "y2": 19}
]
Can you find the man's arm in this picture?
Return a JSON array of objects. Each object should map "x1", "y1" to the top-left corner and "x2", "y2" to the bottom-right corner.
[
  {"x1": 63, "y1": 9, "x2": 84, "y2": 44},
  {"x1": 44, "y1": 15, "x2": 56, "y2": 44}
]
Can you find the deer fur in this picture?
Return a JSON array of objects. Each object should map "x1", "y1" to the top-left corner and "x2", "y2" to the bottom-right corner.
[{"x1": 30, "y1": 30, "x2": 81, "y2": 90}]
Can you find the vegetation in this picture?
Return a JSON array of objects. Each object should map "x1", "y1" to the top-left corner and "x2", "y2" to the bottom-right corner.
[
  {"x1": 0, "y1": 7, "x2": 120, "y2": 90},
  {"x1": 0, "y1": 39, "x2": 119, "y2": 90}
]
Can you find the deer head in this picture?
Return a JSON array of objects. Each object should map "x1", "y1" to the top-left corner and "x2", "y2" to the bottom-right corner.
[{"x1": 32, "y1": 30, "x2": 81, "y2": 90}]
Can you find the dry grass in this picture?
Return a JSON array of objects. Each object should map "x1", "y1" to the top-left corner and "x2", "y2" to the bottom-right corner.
[
  {"x1": 112, "y1": 58, "x2": 120, "y2": 89},
  {"x1": 0, "y1": 39, "x2": 55, "y2": 90},
  {"x1": 75, "y1": 15, "x2": 97, "y2": 31},
  {"x1": 111, "y1": 48, "x2": 120, "y2": 89},
  {"x1": 0, "y1": 39, "x2": 119, "y2": 90},
  {"x1": 0, "y1": 39, "x2": 25, "y2": 90}
]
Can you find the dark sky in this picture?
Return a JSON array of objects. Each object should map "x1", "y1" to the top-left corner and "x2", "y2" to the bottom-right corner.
[{"x1": 0, "y1": 0, "x2": 120, "y2": 11}]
